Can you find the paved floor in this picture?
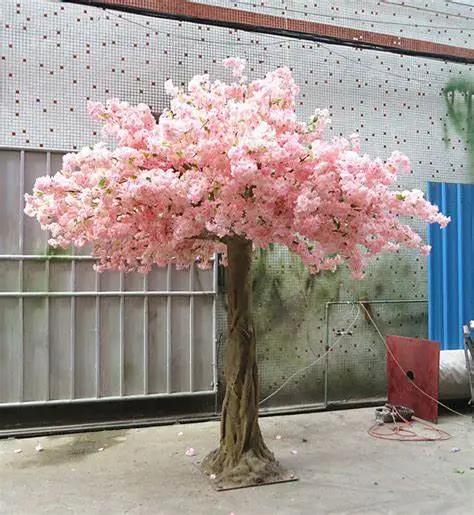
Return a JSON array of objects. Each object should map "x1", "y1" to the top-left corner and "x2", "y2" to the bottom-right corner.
[{"x1": 0, "y1": 408, "x2": 473, "y2": 515}]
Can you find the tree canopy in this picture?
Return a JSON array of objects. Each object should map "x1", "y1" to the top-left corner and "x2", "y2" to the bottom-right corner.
[{"x1": 25, "y1": 58, "x2": 449, "y2": 277}]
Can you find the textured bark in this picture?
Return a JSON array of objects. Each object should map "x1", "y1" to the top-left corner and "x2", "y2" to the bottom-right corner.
[{"x1": 202, "y1": 237, "x2": 284, "y2": 487}]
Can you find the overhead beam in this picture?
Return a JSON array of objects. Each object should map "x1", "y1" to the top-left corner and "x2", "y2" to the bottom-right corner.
[{"x1": 63, "y1": 1, "x2": 474, "y2": 63}]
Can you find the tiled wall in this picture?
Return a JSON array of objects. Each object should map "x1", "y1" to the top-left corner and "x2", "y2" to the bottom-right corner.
[{"x1": 2, "y1": 0, "x2": 473, "y2": 406}]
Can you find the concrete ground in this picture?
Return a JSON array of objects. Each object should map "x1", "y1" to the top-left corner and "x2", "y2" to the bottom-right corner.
[{"x1": 0, "y1": 408, "x2": 472, "y2": 515}]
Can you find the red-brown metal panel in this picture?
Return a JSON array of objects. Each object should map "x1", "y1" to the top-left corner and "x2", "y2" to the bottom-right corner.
[{"x1": 386, "y1": 335, "x2": 440, "y2": 423}]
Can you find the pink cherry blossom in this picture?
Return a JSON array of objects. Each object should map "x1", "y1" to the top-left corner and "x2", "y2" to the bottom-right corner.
[
  {"x1": 24, "y1": 59, "x2": 449, "y2": 277},
  {"x1": 223, "y1": 57, "x2": 247, "y2": 77}
]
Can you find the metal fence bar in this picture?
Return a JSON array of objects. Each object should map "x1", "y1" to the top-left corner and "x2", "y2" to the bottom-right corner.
[
  {"x1": 326, "y1": 300, "x2": 428, "y2": 306},
  {"x1": 143, "y1": 273, "x2": 149, "y2": 395},
  {"x1": 119, "y1": 272, "x2": 125, "y2": 397},
  {"x1": 69, "y1": 255, "x2": 76, "y2": 399},
  {"x1": 189, "y1": 263, "x2": 195, "y2": 392},
  {"x1": 166, "y1": 264, "x2": 172, "y2": 393},
  {"x1": 0, "y1": 389, "x2": 215, "y2": 408},
  {"x1": 95, "y1": 271, "x2": 101, "y2": 398},
  {"x1": 0, "y1": 255, "x2": 96, "y2": 261},
  {"x1": 45, "y1": 152, "x2": 51, "y2": 401},
  {"x1": 324, "y1": 303, "x2": 330, "y2": 408},
  {"x1": 0, "y1": 291, "x2": 215, "y2": 297},
  {"x1": 211, "y1": 256, "x2": 218, "y2": 394},
  {"x1": 18, "y1": 150, "x2": 25, "y2": 402},
  {"x1": 0, "y1": 145, "x2": 73, "y2": 154}
]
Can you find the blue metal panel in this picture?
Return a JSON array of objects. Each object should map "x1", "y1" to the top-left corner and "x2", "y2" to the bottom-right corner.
[{"x1": 428, "y1": 182, "x2": 474, "y2": 350}]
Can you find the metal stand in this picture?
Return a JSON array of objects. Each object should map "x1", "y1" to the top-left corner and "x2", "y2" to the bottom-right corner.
[{"x1": 462, "y1": 323, "x2": 474, "y2": 420}]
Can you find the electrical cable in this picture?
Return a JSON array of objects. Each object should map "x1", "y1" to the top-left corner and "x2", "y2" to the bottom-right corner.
[
  {"x1": 102, "y1": 8, "x2": 467, "y2": 93},
  {"x1": 380, "y1": 0, "x2": 474, "y2": 21},
  {"x1": 97, "y1": 6, "x2": 293, "y2": 47},
  {"x1": 316, "y1": 41, "x2": 449, "y2": 86},
  {"x1": 102, "y1": 7, "x2": 459, "y2": 90},
  {"x1": 358, "y1": 301, "x2": 471, "y2": 421},
  {"x1": 258, "y1": 306, "x2": 361, "y2": 406},
  {"x1": 445, "y1": 0, "x2": 474, "y2": 7},
  {"x1": 224, "y1": 0, "x2": 474, "y2": 31},
  {"x1": 368, "y1": 404, "x2": 453, "y2": 440},
  {"x1": 259, "y1": 299, "x2": 472, "y2": 421}
]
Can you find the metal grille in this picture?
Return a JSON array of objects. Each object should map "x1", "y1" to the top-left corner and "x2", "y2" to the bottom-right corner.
[{"x1": 0, "y1": 148, "x2": 218, "y2": 406}]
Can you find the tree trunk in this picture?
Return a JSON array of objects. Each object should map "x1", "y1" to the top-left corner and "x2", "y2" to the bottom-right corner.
[{"x1": 202, "y1": 236, "x2": 285, "y2": 487}]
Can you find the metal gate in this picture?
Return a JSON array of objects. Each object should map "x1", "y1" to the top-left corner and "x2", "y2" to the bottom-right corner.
[{"x1": 0, "y1": 148, "x2": 218, "y2": 411}]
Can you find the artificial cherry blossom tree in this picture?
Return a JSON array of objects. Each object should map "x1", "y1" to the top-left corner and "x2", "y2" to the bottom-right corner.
[{"x1": 25, "y1": 59, "x2": 449, "y2": 487}]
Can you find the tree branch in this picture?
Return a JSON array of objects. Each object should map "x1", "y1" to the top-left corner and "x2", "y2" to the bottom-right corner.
[{"x1": 186, "y1": 229, "x2": 228, "y2": 243}]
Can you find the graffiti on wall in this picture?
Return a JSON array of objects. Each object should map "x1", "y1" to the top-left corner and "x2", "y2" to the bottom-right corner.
[{"x1": 444, "y1": 78, "x2": 474, "y2": 178}]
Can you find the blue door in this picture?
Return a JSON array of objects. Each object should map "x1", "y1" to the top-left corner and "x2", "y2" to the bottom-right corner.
[{"x1": 427, "y1": 182, "x2": 474, "y2": 349}]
